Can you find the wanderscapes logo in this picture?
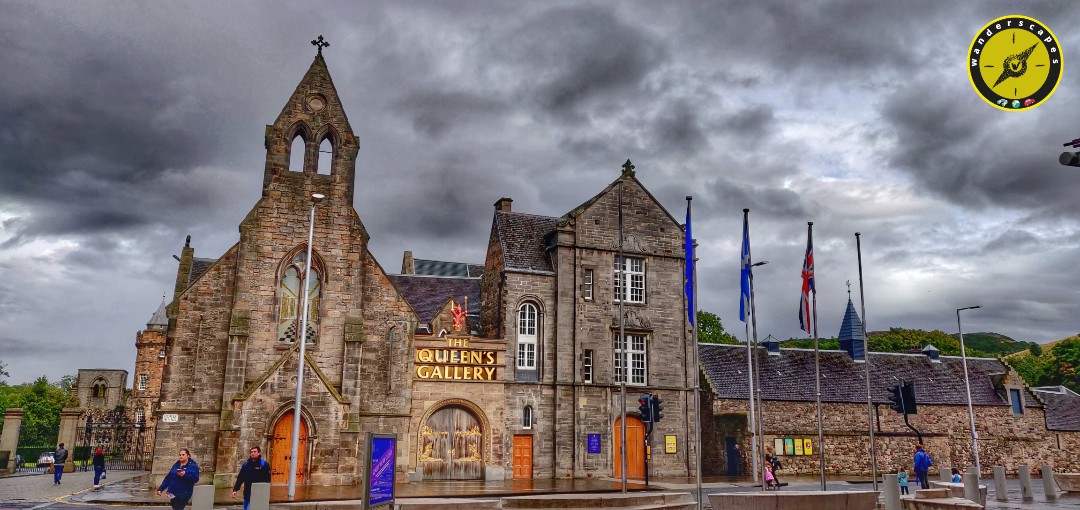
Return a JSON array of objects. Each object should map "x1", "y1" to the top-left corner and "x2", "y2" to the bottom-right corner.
[{"x1": 969, "y1": 15, "x2": 1062, "y2": 111}]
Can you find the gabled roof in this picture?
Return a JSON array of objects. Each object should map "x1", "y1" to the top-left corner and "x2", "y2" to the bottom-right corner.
[
  {"x1": 1032, "y1": 386, "x2": 1080, "y2": 431},
  {"x1": 493, "y1": 211, "x2": 558, "y2": 274},
  {"x1": 386, "y1": 274, "x2": 481, "y2": 325},
  {"x1": 188, "y1": 257, "x2": 216, "y2": 286},
  {"x1": 699, "y1": 343, "x2": 1040, "y2": 408},
  {"x1": 414, "y1": 259, "x2": 484, "y2": 278}
]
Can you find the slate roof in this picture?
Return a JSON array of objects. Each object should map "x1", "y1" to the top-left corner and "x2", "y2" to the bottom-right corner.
[
  {"x1": 699, "y1": 344, "x2": 1040, "y2": 408},
  {"x1": 494, "y1": 211, "x2": 558, "y2": 274},
  {"x1": 386, "y1": 274, "x2": 481, "y2": 325},
  {"x1": 1032, "y1": 387, "x2": 1080, "y2": 431},
  {"x1": 188, "y1": 257, "x2": 217, "y2": 286},
  {"x1": 147, "y1": 297, "x2": 169, "y2": 326},
  {"x1": 837, "y1": 298, "x2": 865, "y2": 361},
  {"x1": 414, "y1": 259, "x2": 484, "y2": 278}
]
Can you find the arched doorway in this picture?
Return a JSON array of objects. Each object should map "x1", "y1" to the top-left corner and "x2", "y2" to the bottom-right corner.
[
  {"x1": 270, "y1": 411, "x2": 308, "y2": 485},
  {"x1": 613, "y1": 416, "x2": 646, "y2": 479},
  {"x1": 418, "y1": 404, "x2": 483, "y2": 480}
]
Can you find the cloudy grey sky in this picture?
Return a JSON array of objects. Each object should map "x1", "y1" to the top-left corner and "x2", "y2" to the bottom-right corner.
[{"x1": 2, "y1": 1, "x2": 1080, "y2": 384}]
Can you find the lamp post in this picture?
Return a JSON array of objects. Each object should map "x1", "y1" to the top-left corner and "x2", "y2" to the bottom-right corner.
[
  {"x1": 956, "y1": 305, "x2": 982, "y2": 475},
  {"x1": 747, "y1": 260, "x2": 767, "y2": 490},
  {"x1": 288, "y1": 192, "x2": 325, "y2": 500}
]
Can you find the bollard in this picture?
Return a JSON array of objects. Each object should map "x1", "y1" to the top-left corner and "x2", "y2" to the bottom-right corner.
[
  {"x1": 964, "y1": 466, "x2": 980, "y2": 504},
  {"x1": 191, "y1": 485, "x2": 215, "y2": 510},
  {"x1": 250, "y1": 482, "x2": 271, "y2": 510},
  {"x1": 883, "y1": 473, "x2": 901, "y2": 510},
  {"x1": 940, "y1": 467, "x2": 953, "y2": 483},
  {"x1": 1042, "y1": 464, "x2": 1058, "y2": 500},
  {"x1": 993, "y1": 465, "x2": 1007, "y2": 501},
  {"x1": 1019, "y1": 464, "x2": 1034, "y2": 500}
]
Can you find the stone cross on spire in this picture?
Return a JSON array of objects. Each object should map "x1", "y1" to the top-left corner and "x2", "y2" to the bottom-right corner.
[
  {"x1": 311, "y1": 35, "x2": 330, "y2": 55},
  {"x1": 846, "y1": 279, "x2": 852, "y2": 296}
]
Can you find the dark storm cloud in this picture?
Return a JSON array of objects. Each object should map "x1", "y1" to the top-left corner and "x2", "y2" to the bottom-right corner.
[
  {"x1": 393, "y1": 90, "x2": 508, "y2": 139},
  {"x1": 483, "y1": 4, "x2": 669, "y2": 118},
  {"x1": 651, "y1": 100, "x2": 709, "y2": 156}
]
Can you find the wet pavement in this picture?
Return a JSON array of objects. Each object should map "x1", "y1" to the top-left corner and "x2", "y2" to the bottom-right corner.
[{"x1": 2, "y1": 469, "x2": 1077, "y2": 509}]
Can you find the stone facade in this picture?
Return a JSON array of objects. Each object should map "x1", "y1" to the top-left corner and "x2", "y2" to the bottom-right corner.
[{"x1": 73, "y1": 369, "x2": 128, "y2": 410}]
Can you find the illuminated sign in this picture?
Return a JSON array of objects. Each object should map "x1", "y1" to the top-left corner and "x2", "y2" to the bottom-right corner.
[{"x1": 415, "y1": 337, "x2": 499, "y2": 381}]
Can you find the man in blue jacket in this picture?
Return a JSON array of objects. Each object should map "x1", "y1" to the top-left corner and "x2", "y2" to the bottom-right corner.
[
  {"x1": 232, "y1": 446, "x2": 272, "y2": 510},
  {"x1": 913, "y1": 444, "x2": 933, "y2": 489}
]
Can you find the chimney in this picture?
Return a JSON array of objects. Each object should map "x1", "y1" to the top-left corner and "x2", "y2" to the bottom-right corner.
[
  {"x1": 922, "y1": 344, "x2": 941, "y2": 362},
  {"x1": 494, "y1": 197, "x2": 513, "y2": 212},
  {"x1": 401, "y1": 251, "x2": 415, "y2": 274},
  {"x1": 763, "y1": 334, "x2": 781, "y2": 356}
]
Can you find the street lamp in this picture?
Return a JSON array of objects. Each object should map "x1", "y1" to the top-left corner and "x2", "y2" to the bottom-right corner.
[
  {"x1": 288, "y1": 192, "x2": 325, "y2": 500},
  {"x1": 956, "y1": 305, "x2": 981, "y2": 475}
]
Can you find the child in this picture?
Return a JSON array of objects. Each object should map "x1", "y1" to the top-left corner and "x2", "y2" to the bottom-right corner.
[
  {"x1": 764, "y1": 462, "x2": 779, "y2": 490},
  {"x1": 951, "y1": 468, "x2": 962, "y2": 483},
  {"x1": 897, "y1": 465, "x2": 909, "y2": 495}
]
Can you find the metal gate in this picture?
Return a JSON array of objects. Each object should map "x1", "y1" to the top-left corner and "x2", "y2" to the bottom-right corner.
[
  {"x1": 13, "y1": 420, "x2": 56, "y2": 474},
  {"x1": 75, "y1": 408, "x2": 153, "y2": 471}
]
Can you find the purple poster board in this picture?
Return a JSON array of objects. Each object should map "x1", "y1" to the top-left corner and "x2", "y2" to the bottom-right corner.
[
  {"x1": 588, "y1": 434, "x2": 601, "y2": 454},
  {"x1": 364, "y1": 434, "x2": 396, "y2": 509}
]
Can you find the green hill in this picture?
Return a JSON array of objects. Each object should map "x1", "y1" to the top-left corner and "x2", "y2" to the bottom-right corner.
[{"x1": 948, "y1": 332, "x2": 1036, "y2": 356}]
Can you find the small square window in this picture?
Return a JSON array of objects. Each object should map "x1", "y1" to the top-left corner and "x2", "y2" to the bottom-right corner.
[{"x1": 158, "y1": 349, "x2": 166, "y2": 359}]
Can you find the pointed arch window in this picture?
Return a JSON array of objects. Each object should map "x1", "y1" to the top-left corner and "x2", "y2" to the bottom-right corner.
[
  {"x1": 277, "y1": 250, "x2": 321, "y2": 343},
  {"x1": 317, "y1": 137, "x2": 333, "y2": 175},
  {"x1": 289, "y1": 135, "x2": 306, "y2": 172}
]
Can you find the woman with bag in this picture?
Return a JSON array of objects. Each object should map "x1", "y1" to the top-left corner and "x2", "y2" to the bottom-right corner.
[
  {"x1": 92, "y1": 449, "x2": 106, "y2": 488},
  {"x1": 157, "y1": 448, "x2": 199, "y2": 510}
]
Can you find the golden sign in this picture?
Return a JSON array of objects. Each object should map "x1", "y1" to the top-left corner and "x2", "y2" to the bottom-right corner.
[{"x1": 415, "y1": 338, "x2": 499, "y2": 381}]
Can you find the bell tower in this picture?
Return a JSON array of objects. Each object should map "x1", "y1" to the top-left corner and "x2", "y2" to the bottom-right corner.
[{"x1": 262, "y1": 36, "x2": 358, "y2": 205}]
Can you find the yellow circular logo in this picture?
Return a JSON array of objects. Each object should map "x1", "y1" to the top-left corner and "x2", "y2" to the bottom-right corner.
[{"x1": 968, "y1": 15, "x2": 1062, "y2": 111}]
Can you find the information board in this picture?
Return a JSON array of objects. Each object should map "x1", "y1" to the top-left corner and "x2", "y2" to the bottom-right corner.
[
  {"x1": 363, "y1": 433, "x2": 396, "y2": 509},
  {"x1": 588, "y1": 434, "x2": 601, "y2": 454}
]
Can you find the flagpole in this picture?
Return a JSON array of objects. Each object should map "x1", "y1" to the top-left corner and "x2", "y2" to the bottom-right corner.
[
  {"x1": 856, "y1": 232, "x2": 878, "y2": 490},
  {"x1": 741, "y1": 209, "x2": 760, "y2": 486},
  {"x1": 619, "y1": 178, "x2": 627, "y2": 494},
  {"x1": 809, "y1": 222, "x2": 825, "y2": 490},
  {"x1": 688, "y1": 196, "x2": 703, "y2": 510}
]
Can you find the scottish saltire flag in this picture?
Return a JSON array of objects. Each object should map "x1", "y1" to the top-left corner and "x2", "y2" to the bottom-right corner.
[
  {"x1": 685, "y1": 199, "x2": 695, "y2": 325},
  {"x1": 799, "y1": 229, "x2": 815, "y2": 334},
  {"x1": 739, "y1": 214, "x2": 751, "y2": 322}
]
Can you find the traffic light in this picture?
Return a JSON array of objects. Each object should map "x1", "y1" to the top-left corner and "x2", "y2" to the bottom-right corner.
[
  {"x1": 639, "y1": 393, "x2": 652, "y2": 423},
  {"x1": 1060, "y1": 152, "x2": 1080, "y2": 167},
  {"x1": 651, "y1": 394, "x2": 665, "y2": 423},
  {"x1": 888, "y1": 383, "x2": 904, "y2": 413},
  {"x1": 901, "y1": 381, "x2": 918, "y2": 414}
]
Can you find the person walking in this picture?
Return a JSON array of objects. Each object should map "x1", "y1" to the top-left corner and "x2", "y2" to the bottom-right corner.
[
  {"x1": 52, "y1": 443, "x2": 68, "y2": 485},
  {"x1": 913, "y1": 444, "x2": 933, "y2": 490},
  {"x1": 92, "y1": 448, "x2": 106, "y2": 488},
  {"x1": 897, "y1": 465, "x2": 909, "y2": 495},
  {"x1": 157, "y1": 448, "x2": 199, "y2": 510},
  {"x1": 764, "y1": 446, "x2": 783, "y2": 487},
  {"x1": 232, "y1": 446, "x2": 271, "y2": 510}
]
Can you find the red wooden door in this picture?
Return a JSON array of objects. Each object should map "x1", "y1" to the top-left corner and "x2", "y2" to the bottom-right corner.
[
  {"x1": 270, "y1": 411, "x2": 307, "y2": 484},
  {"x1": 512, "y1": 435, "x2": 533, "y2": 479},
  {"x1": 613, "y1": 416, "x2": 645, "y2": 479}
]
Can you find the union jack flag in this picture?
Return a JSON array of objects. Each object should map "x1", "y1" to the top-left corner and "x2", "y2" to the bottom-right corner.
[{"x1": 799, "y1": 227, "x2": 815, "y2": 334}]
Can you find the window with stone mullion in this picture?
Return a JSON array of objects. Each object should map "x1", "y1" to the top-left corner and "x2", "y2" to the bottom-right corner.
[
  {"x1": 613, "y1": 256, "x2": 645, "y2": 304},
  {"x1": 517, "y1": 303, "x2": 538, "y2": 369},
  {"x1": 614, "y1": 334, "x2": 647, "y2": 385}
]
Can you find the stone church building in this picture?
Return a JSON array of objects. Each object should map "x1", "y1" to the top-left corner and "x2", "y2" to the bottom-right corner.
[{"x1": 148, "y1": 52, "x2": 698, "y2": 487}]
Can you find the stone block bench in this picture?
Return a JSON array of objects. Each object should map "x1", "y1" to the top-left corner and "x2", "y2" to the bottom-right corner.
[
  {"x1": 1054, "y1": 473, "x2": 1080, "y2": 493},
  {"x1": 708, "y1": 490, "x2": 878, "y2": 510},
  {"x1": 929, "y1": 481, "x2": 986, "y2": 506}
]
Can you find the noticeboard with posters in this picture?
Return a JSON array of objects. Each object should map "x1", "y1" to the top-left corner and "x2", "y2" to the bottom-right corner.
[
  {"x1": 783, "y1": 438, "x2": 794, "y2": 456},
  {"x1": 793, "y1": 438, "x2": 805, "y2": 456}
]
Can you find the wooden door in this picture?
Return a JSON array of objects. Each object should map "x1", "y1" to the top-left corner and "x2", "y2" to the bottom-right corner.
[
  {"x1": 270, "y1": 411, "x2": 307, "y2": 484},
  {"x1": 419, "y1": 405, "x2": 483, "y2": 480},
  {"x1": 512, "y1": 435, "x2": 533, "y2": 479},
  {"x1": 613, "y1": 416, "x2": 646, "y2": 479}
]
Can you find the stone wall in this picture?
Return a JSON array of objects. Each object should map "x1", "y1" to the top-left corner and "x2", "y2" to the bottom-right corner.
[{"x1": 708, "y1": 397, "x2": 1064, "y2": 476}]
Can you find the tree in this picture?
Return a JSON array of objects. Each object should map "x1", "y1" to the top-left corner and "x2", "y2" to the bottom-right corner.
[
  {"x1": 0, "y1": 375, "x2": 72, "y2": 446},
  {"x1": 1029, "y1": 343, "x2": 1043, "y2": 357},
  {"x1": 1050, "y1": 338, "x2": 1080, "y2": 392},
  {"x1": 697, "y1": 311, "x2": 740, "y2": 345},
  {"x1": 0, "y1": 359, "x2": 8, "y2": 379}
]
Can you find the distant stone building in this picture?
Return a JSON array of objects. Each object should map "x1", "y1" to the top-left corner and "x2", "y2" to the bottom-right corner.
[
  {"x1": 147, "y1": 51, "x2": 698, "y2": 487},
  {"x1": 698, "y1": 299, "x2": 1079, "y2": 477},
  {"x1": 73, "y1": 369, "x2": 128, "y2": 411}
]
